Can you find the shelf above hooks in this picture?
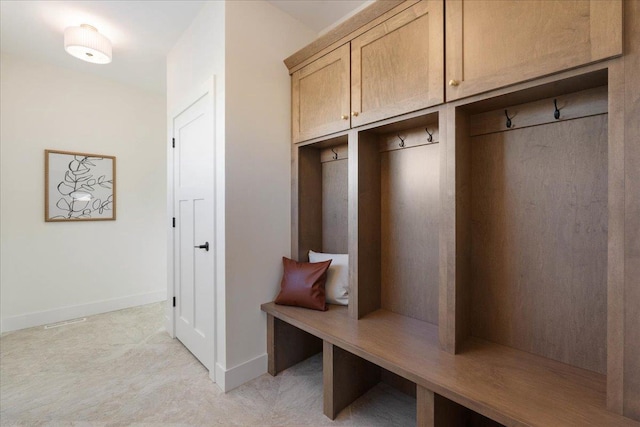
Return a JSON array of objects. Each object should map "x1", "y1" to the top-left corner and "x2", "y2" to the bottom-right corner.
[
  {"x1": 320, "y1": 145, "x2": 348, "y2": 163},
  {"x1": 379, "y1": 126, "x2": 440, "y2": 153},
  {"x1": 468, "y1": 86, "x2": 608, "y2": 137}
]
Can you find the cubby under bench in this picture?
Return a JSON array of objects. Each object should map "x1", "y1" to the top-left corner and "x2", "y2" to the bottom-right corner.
[{"x1": 261, "y1": 302, "x2": 636, "y2": 427}]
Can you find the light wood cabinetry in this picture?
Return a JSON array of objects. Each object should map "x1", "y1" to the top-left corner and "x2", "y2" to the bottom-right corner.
[
  {"x1": 351, "y1": 1, "x2": 443, "y2": 126},
  {"x1": 275, "y1": 1, "x2": 640, "y2": 425},
  {"x1": 289, "y1": 0, "x2": 624, "y2": 142},
  {"x1": 445, "y1": 0, "x2": 623, "y2": 100},
  {"x1": 292, "y1": 1, "x2": 443, "y2": 143},
  {"x1": 291, "y1": 44, "x2": 350, "y2": 143}
]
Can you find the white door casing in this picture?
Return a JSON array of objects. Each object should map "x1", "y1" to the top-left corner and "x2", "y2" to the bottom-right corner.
[{"x1": 170, "y1": 80, "x2": 215, "y2": 372}]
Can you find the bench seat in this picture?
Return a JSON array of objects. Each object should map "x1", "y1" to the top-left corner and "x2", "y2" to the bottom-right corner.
[{"x1": 261, "y1": 302, "x2": 638, "y2": 427}]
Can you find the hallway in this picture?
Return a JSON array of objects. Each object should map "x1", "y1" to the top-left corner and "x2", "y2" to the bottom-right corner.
[{"x1": 0, "y1": 303, "x2": 414, "y2": 426}]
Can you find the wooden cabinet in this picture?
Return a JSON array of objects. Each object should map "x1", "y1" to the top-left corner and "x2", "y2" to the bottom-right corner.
[
  {"x1": 283, "y1": 2, "x2": 640, "y2": 422},
  {"x1": 290, "y1": 0, "x2": 623, "y2": 142},
  {"x1": 292, "y1": 1, "x2": 443, "y2": 142},
  {"x1": 292, "y1": 44, "x2": 350, "y2": 143},
  {"x1": 351, "y1": 0, "x2": 443, "y2": 127},
  {"x1": 445, "y1": 0, "x2": 623, "y2": 100}
]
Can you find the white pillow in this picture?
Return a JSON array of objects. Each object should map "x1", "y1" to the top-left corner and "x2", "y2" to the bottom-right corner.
[{"x1": 309, "y1": 250, "x2": 348, "y2": 305}]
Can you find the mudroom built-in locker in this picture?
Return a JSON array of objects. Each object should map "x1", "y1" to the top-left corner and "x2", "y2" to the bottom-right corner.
[
  {"x1": 458, "y1": 77, "x2": 609, "y2": 375},
  {"x1": 295, "y1": 135, "x2": 349, "y2": 260},
  {"x1": 264, "y1": 1, "x2": 639, "y2": 425},
  {"x1": 353, "y1": 113, "x2": 441, "y2": 323}
]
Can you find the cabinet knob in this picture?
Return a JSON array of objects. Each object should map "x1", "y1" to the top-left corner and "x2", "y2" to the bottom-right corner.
[
  {"x1": 449, "y1": 79, "x2": 460, "y2": 87},
  {"x1": 341, "y1": 115, "x2": 349, "y2": 120},
  {"x1": 351, "y1": 111, "x2": 359, "y2": 117}
]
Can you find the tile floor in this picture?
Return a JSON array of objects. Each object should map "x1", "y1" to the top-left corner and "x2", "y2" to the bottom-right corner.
[{"x1": 0, "y1": 303, "x2": 415, "y2": 426}]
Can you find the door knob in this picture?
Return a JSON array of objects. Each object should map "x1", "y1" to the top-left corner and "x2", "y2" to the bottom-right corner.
[
  {"x1": 449, "y1": 79, "x2": 460, "y2": 87},
  {"x1": 351, "y1": 111, "x2": 359, "y2": 117},
  {"x1": 195, "y1": 242, "x2": 209, "y2": 251},
  {"x1": 341, "y1": 114, "x2": 349, "y2": 120}
]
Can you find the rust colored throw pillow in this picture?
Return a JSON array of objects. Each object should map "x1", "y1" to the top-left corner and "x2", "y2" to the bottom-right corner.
[{"x1": 275, "y1": 257, "x2": 332, "y2": 311}]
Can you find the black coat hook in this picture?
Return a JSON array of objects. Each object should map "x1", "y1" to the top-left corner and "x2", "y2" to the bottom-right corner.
[
  {"x1": 505, "y1": 110, "x2": 513, "y2": 128},
  {"x1": 397, "y1": 134, "x2": 405, "y2": 148},
  {"x1": 331, "y1": 148, "x2": 338, "y2": 160},
  {"x1": 554, "y1": 99, "x2": 560, "y2": 120},
  {"x1": 425, "y1": 128, "x2": 433, "y2": 143}
]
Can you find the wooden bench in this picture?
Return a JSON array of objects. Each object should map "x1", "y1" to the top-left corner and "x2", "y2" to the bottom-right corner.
[{"x1": 261, "y1": 302, "x2": 638, "y2": 427}]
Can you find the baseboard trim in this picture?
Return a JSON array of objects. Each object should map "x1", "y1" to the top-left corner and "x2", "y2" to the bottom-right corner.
[
  {"x1": 1, "y1": 290, "x2": 166, "y2": 333},
  {"x1": 215, "y1": 353, "x2": 268, "y2": 392}
]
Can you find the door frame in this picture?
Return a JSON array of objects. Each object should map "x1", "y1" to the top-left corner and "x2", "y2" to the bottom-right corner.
[{"x1": 167, "y1": 76, "x2": 217, "y2": 379}]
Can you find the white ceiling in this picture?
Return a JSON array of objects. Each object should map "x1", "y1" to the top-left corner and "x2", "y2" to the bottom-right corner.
[
  {"x1": 266, "y1": 0, "x2": 371, "y2": 34},
  {"x1": 0, "y1": 1, "x2": 206, "y2": 94},
  {"x1": 0, "y1": 1, "x2": 369, "y2": 95}
]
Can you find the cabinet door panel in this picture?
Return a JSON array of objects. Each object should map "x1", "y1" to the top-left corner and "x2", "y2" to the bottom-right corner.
[
  {"x1": 292, "y1": 44, "x2": 350, "y2": 143},
  {"x1": 351, "y1": 1, "x2": 443, "y2": 127},
  {"x1": 446, "y1": 0, "x2": 623, "y2": 100}
]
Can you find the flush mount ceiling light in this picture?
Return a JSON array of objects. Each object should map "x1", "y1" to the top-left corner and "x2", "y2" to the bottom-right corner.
[{"x1": 64, "y1": 24, "x2": 112, "y2": 64}]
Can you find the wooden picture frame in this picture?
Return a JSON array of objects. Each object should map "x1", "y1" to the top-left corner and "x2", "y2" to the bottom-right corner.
[{"x1": 45, "y1": 149, "x2": 116, "y2": 222}]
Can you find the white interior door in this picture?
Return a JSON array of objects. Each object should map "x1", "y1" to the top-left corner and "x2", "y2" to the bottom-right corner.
[{"x1": 173, "y1": 87, "x2": 215, "y2": 371}]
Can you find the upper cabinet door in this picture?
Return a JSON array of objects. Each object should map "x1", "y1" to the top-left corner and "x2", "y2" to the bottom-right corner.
[
  {"x1": 446, "y1": 0, "x2": 623, "y2": 101},
  {"x1": 351, "y1": 1, "x2": 444, "y2": 127},
  {"x1": 292, "y1": 44, "x2": 351, "y2": 143}
]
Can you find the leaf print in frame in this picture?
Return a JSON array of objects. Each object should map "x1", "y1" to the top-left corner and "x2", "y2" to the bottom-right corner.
[{"x1": 45, "y1": 149, "x2": 116, "y2": 222}]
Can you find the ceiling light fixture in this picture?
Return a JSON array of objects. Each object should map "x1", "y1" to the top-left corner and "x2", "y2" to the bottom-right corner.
[{"x1": 64, "y1": 24, "x2": 112, "y2": 64}]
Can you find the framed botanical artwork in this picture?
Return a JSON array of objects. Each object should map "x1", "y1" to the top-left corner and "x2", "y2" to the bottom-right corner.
[{"x1": 45, "y1": 149, "x2": 116, "y2": 222}]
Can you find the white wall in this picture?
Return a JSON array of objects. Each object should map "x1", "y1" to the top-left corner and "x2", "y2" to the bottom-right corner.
[
  {"x1": 166, "y1": 0, "x2": 316, "y2": 391},
  {"x1": 223, "y1": 0, "x2": 317, "y2": 376},
  {"x1": 0, "y1": 53, "x2": 167, "y2": 332}
]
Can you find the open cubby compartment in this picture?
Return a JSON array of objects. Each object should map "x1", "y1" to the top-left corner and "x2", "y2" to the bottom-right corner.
[
  {"x1": 454, "y1": 69, "x2": 609, "y2": 375},
  {"x1": 294, "y1": 134, "x2": 349, "y2": 262},
  {"x1": 324, "y1": 337, "x2": 505, "y2": 426},
  {"x1": 352, "y1": 112, "x2": 441, "y2": 323},
  {"x1": 432, "y1": 394, "x2": 505, "y2": 427}
]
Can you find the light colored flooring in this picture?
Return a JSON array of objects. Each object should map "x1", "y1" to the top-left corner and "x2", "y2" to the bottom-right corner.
[{"x1": 0, "y1": 303, "x2": 415, "y2": 426}]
